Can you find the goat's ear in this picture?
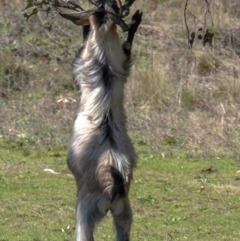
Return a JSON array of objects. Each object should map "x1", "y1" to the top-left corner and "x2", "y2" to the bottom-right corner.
[{"x1": 56, "y1": 9, "x2": 92, "y2": 26}]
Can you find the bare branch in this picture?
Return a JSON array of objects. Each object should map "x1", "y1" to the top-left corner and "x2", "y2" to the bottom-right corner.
[{"x1": 184, "y1": 0, "x2": 190, "y2": 48}]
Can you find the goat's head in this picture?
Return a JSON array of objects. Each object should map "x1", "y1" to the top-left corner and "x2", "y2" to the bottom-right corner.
[{"x1": 55, "y1": 0, "x2": 137, "y2": 31}]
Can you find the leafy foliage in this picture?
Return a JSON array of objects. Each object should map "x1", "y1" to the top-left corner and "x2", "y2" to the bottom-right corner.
[{"x1": 23, "y1": 0, "x2": 57, "y2": 20}]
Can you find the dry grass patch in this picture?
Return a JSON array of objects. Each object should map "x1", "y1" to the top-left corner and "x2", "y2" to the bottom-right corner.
[{"x1": 1, "y1": 0, "x2": 240, "y2": 157}]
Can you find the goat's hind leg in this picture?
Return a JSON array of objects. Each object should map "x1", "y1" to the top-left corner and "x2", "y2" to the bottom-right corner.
[
  {"x1": 111, "y1": 198, "x2": 133, "y2": 241},
  {"x1": 76, "y1": 192, "x2": 105, "y2": 241},
  {"x1": 76, "y1": 195, "x2": 94, "y2": 241}
]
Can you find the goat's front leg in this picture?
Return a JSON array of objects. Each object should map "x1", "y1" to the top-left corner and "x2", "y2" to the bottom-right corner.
[
  {"x1": 75, "y1": 25, "x2": 91, "y2": 58},
  {"x1": 122, "y1": 10, "x2": 143, "y2": 59},
  {"x1": 74, "y1": 25, "x2": 91, "y2": 92}
]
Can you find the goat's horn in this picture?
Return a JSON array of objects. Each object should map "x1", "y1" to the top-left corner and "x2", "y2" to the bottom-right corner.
[{"x1": 56, "y1": 8, "x2": 96, "y2": 25}]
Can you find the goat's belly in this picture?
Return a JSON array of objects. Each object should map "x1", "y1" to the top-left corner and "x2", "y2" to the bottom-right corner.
[
  {"x1": 67, "y1": 113, "x2": 136, "y2": 180},
  {"x1": 68, "y1": 132, "x2": 135, "y2": 179}
]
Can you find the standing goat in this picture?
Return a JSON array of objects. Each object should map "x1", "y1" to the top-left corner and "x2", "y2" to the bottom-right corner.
[{"x1": 56, "y1": 0, "x2": 142, "y2": 240}]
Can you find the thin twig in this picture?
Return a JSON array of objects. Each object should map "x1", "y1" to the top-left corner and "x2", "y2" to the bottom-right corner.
[
  {"x1": 88, "y1": 0, "x2": 98, "y2": 8},
  {"x1": 165, "y1": 233, "x2": 173, "y2": 241},
  {"x1": 204, "y1": 0, "x2": 214, "y2": 29},
  {"x1": 184, "y1": 0, "x2": 190, "y2": 48}
]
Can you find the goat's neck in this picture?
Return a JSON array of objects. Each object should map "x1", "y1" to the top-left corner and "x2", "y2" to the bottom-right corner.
[{"x1": 76, "y1": 27, "x2": 127, "y2": 126}]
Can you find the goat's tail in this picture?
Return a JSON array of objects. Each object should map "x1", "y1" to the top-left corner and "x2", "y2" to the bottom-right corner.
[
  {"x1": 97, "y1": 165, "x2": 126, "y2": 203},
  {"x1": 109, "y1": 166, "x2": 126, "y2": 202}
]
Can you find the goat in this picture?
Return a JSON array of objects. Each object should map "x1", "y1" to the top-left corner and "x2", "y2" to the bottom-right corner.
[{"x1": 56, "y1": 1, "x2": 142, "y2": 240}]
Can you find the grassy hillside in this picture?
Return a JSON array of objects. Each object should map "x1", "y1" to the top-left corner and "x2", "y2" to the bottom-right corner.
[{"x1": 1, "y1": 0, "x2": 240, "y2": 157}]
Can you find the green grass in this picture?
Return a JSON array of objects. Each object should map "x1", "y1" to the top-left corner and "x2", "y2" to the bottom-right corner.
[{"x1": 1, "y1": 143, "x2": 240, "y2": 241}]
